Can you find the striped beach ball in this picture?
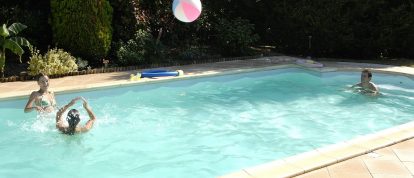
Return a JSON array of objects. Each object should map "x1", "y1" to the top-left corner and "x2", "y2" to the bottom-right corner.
[{"x1": 172, "y1": 0, "x2": 202, "y2": 23}]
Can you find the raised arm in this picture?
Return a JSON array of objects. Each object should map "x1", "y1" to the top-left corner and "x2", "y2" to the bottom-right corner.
[
  {"x1": 24, "y1": 92, "x2": 42, "y2": 113},
  {"x1": 79, "y1": 98, "x2": 96, "y2": 132},
  {"x1": 56, "y1": 97, "x2": 82, "y2": 130}
]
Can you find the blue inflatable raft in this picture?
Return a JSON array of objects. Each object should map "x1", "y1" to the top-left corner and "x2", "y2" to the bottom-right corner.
[{"x1": 140, "y1": 69, "x2": 184, "y2": 78}]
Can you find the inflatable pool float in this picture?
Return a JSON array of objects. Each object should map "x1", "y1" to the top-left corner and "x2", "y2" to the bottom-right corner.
[
  {"x1": 141, "y1": 69, "x2": 184, "y2": 78},
  {"x1": 296, "y1": 59, "x2": 324, "y2": 68}
]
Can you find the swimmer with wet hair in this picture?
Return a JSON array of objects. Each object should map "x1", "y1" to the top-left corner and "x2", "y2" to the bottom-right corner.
[
  {"x1": 24, "y1": 73, "x2": 57, "y2": 113},
  {"x1": 352, "y1": 69, "x2": 379, "y2": 95},
  {"x1": 56, "y1": 97, "x2": 96, "y2": 135}
]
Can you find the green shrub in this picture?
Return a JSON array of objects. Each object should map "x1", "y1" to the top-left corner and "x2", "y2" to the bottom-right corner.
[
  {"x1": 76, "y1": 57, "x2": 89, "y2": 70},
  {"x1": 179, "y1": 48, "x2": 199, "y2": 61},
  {"x1": 50, "y1": 0, "x2": 113, "y2": 62},
  {"x1": 116, "y1": 30, "x2": 165, "y2": 66},
  {"x1": 215, "y1": 17, "x2": 259, "y2": 56},
  {"x1": 27, "y1": 47, "x2": 78, "y2": 76},
  {"x1": 116, "y1": 30, "x2": 148, "y2": 66},
  {"x1": 144, "y1": 37, "x2": 166, "y2": 64}
]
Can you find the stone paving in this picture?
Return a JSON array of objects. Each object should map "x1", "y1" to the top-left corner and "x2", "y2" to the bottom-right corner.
[
  {"x1": 1, "y1": 56, "x2": 413, "y2": 178},
  {"x1": 296, "y1": 139, "x2": 414, "y2": 178}
]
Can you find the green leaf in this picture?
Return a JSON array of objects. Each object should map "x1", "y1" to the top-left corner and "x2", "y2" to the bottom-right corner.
[
  {"x1": 10, "y1": 37, "x2": 31, "y2": 47},
  {"x1": 0, "y1": 50, "x2": 5, "y2": 70},
  {"x1": 0, "y1": 24, "x2": 10, "y2": 37},
  {"x1": 0, "y1": 38, "x2": 4, "y2": 47},
  {"x1": 4, "y1": 39, "x2": 24, "y2": 56},
  {"x1": 7, "y1": 23, "x2": 27, "y2": 36}
]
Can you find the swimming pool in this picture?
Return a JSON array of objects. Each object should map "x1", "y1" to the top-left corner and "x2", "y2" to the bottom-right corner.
[{"x1": 1, "y1": 68, "x2": 413, "y2": 178}]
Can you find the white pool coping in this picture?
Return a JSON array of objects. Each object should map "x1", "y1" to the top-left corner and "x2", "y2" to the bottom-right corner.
[{"x1": 219, "y1": 121, "x2": 414, "y2": 178}]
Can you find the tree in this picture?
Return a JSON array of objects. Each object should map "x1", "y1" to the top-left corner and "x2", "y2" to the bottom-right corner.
[
  {"x1": 0, "y1": 23, "x2": 30, "y2": 77},
  {"x1": 50, "y1": 0, "x2": 113, "y2": 63}
]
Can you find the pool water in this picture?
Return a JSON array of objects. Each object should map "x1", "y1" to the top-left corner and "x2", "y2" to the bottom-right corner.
[{"x1": 1, "y1": 68, "x2": 414, "y2": 178}]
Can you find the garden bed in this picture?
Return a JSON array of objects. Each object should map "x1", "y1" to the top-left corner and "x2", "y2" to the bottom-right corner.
[{"x1": 0, "y1": 54, "x2": 268, "y2": 83}]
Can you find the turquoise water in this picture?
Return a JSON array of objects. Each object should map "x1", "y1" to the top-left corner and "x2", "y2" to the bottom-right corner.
[{"x1": 1, "y1": 68, "x2": 414, "y2": 178}]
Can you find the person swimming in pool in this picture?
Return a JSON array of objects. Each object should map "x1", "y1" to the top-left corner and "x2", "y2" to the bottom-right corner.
[
  {"x1": 352, "y1": 69, "x2": 379, "y2": 95},
  {"x1": 24, "y1": 73, "x2": 57, "y2": 113},
  {"x1": 56, "y1": 97, "x2": 96, "y2": 135}
]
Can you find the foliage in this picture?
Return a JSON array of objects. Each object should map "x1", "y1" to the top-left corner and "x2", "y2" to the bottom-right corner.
[
  {"x1": 116, "y1": 30, "x2": 149, "y2": 66},
  {"x1": 116, "y1": 29, "x2": 165, "y2": 65},
  {"x1": 233, "y1": 0, "x2": 414, "y2": 59},
  {"x1": 125, "y1": 1, "x2": 221, "y2": 51},
  {"x1": 76, "y1": 58, "x2": 89, "y2": 70},
  {"x1": 215, "y1": 17, "x2": 259, "y2": 56},
  {"x1": 3, "y1": 0, "x2": 414, "y2": 65},
  {"x1": 0, "y1": 0, "x2": 52, "y2": 53},
  {"x1": 0, "y1": 22, "x2": 31, "y2": 76},
  {"x1": 27, "y1": 47, "x2": 78, "y2": 76},
  {"x1": 50, "y1": 0, "x2": 113, "y2": 62},
  {"x1": 178, "y1": 48, "x2": 200, "y2": 61},
  {"x1": 144, "y1": 36, "x2": 166, "y2": 64},
  {"x1": 108, "y1": 0, "x2": 139, "y2": 42}
]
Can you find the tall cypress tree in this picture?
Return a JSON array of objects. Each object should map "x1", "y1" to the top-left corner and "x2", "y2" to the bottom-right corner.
[{"x1": 50, "y1": 0, "x2": 113, "y2": 62}]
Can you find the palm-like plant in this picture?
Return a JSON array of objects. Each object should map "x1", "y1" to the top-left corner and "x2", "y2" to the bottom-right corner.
[{"x1": 0, "y1": 23, "x2": 31, "y2": 77}]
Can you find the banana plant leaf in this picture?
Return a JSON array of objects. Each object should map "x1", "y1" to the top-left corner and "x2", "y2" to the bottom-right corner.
[
  {"x1": 10, "y1": 37, "x2": 31, "y2": 47},
  {"x1": 4, "y1": 39, "x2": 24, "y2": 57},
  {"x1": 7, "y1": 23, "x2": 27, "y2": 36},
  {"x1": 0, "y1": 24, "x2": 9, "y2": 37}
]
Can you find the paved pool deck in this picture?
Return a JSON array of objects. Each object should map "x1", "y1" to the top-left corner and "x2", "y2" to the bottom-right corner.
[{"x1": 1, "y1": 56, "x2": 413, "y2": 178}]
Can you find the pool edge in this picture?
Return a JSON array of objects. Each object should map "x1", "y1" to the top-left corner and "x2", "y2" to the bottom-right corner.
[
  {"x1": 219, "y1": 121, "x2": 414, "y2": 178},
  {"x1": 0, "y1": 64, "x2": 297, "y2": 101},
  {"x1": 2, "y1": 63, "x2": 413, "y2": 101}
]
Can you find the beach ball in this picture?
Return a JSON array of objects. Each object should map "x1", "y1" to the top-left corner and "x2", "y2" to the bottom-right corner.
[{"x1": 172, "y1": 0, "x2": 202, "y2": 23}]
